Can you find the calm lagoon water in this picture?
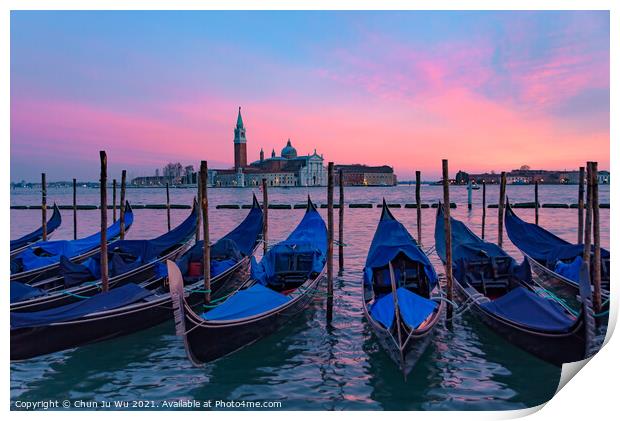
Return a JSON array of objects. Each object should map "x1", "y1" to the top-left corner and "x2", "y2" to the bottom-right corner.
[{"x1": 9, "y1": 184, "x2": 610, "y2": 410}]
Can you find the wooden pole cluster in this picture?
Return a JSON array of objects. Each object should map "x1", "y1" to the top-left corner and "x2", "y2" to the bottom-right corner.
[
  {"x1": 119, "y1": 170, "x2": 127, "y2": 240},
  {"x1": 338, "y1": 169, "x2": 344, "y2": 274},
  {"x1": 415, "y1": 171, "x2": 422, "y2": 243},
  {"x1": 262, "y1": 178, "x2": 268, "y2": 256},
  {"x1": 534, "y1": 180, "x2": 539, "y2": 225},
  {"x1": 577, "y1": 166, "x2": 585, "y2": 244},
  {"x1": 481, "y1": 180, "x2": 486, "y2": 240},
  {"x1": 441, "y1": 160, "x2": 453, "y2": 320},
  {"x1": 200, "y1": 161, "x2": 211, "y2": 304},
  {"x1": 590, "y1": 162, "x2": 602, "y2": 312},
  {"x1": 327, "y1": 162, "x2": 334, "y2": 322},
  {"x1": 99, "y1": 151, "x2": 109, "y2": 292},
  {"x1": 166, "y1": 182, "x2": 171, "y2": 232},
  {"x1": 497, "y1": 171, "x2": 507, "y2": 248},
  {"x1": 72, "y1": 178, "x2": 77, "y2": 240},
  {"x1": 112, "y1": 179, "x2": 117, "y2": 222},
  {"x1": 41, "y1": 173, "x2": 47, "y2": 241}
]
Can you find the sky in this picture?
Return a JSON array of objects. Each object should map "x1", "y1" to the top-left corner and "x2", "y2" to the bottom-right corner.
[{"x1": 10, "y1": 11, "x2": 610, "y2": 182}]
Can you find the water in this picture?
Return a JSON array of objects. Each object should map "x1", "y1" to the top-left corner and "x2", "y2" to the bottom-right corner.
[{"x1": 10, "y1": 184, "x2": 610, "y2": 410}]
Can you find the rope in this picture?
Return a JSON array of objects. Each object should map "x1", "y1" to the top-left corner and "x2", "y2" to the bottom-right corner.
[{"x1": 61, "y1": 291, "x2": 91, "y2": 299}]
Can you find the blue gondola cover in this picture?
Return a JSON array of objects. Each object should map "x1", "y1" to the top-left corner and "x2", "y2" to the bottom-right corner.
[
  {"x1": 480, "y1": 287, "x2": 575, "y2": 332},
  {"x1": 370, "y1": 288, "x2": 438, "y2": 330},
  {"x1": 364, "y1": 207, "x2": 437, "y2": 289},
  {"x1": 10, "y1": 281, "x2": 45, "y2": 303},
  {"x1": 10, "y1": 204, "x2": 62, "y2": 251},
  {"x1": 13, "y1": 204, "x2": 135, "y2": 273},
  {"x1": 11, "y1": 283, "x2": 153, "y2": 329},
  {"x1": 202, "y1": 283, "x2": 291, "y2": 321}
]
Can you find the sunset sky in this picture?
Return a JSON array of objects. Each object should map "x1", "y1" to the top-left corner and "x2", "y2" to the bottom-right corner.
[{"x1": 10, "y1": 11, "x2": 609, "y2": 182}]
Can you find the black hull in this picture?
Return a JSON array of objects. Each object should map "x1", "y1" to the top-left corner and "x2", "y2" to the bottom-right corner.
[
  {"x1": 181, "y1": 270, "x2": 326, "y2": 366},
  {"x1": 362, "y1": 295, "x2": 445, "y2": 376},
  {"x1": 454, "y1": 280, "x2": 587, "y2": 367},
  {"x1": 11, "y1": 256, "x2": 252, "y2": 361},
  {"x1": 11, "y1": 242, "x2": 192, "y2": 312}
]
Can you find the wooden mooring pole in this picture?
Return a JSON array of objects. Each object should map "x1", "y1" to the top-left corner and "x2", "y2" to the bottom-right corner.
[
  {"x1": 583, "y1": 162, "x2": 592, "y2": 267},
  {"x1": 338, "y1": 169, "x2": 344, "y2": 274},
  {"x1": 467, "y1": 179, "x2": 472, "y2": 211},
  {"x1": 327, "y1": 162, "x2": 334, "y2": 323},
  {"x1": 591, "y1": 162, "x2": 601, "y2": 313},
  {"x1": 72, "y1": 178, "x2": 77, "y2": 240},
  {"x1": 481, "y1": 180, "x2": 486, "y2": 240},
  {"x1": 578, "y1": 166, "x2": 585, "y2": 244},
  {"x1": 262, "y1": 178, "x2": 268, "y2": 256},
  {"x1": 166, "y1": 182, "x2": 171, "y2": 232},
  {"x1": 196, "y1": 176, "x2": 202, "y2": 243},
  {"x1": 415, "y1": 171, "x2": 422, "y2": 243},
  {"x1": 112, "y1": 179, "x2": 117, "y2": 222},
  {"x1": 534, "y1": 180, "x2": 539, "y2": 225},
  {"x1": 41, "y1": 173, "x2": 47, "y2": 241},
  {"x1": 442, "y1": 160, "x2": 453, "y2": 320},
  {"x1": 120, "y1": 170, "x2": 127, "y2": 240},
  {"x1": 99, "y1": 151, "x2": 109, "y2": 292},
  {"x1": 200, "y1": 161, "x2": 211, "y2": 304},
  {"x1": 498, "y1": 171, "x2": 507, "y2": 248}
]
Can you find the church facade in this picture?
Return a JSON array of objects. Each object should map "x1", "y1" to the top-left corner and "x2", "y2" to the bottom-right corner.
[{"x1": 211, "y1": 108, "x2": 327, "y2": 187}]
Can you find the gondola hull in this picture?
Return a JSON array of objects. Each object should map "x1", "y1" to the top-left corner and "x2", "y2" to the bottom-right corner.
[
  {"x1": 362, "y1": 296, "x2": 445, "y2": 376},
  {"x1": 181, "y1": 270, "x2": 326, "y2": 366},
  {"x1": 10, "y1": 254, "x2": 252, "y2": 361},
  {"x1": 453, "y1": 279, "x2": 587, "y2": 367},
  {"x1": 11, "y1": 241, "x2": 192, "y2": 313}
]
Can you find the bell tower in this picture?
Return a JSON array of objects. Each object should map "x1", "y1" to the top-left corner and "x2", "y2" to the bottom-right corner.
[{"x1": 234, "y1": 107, "x2": 247, "y2": 169}]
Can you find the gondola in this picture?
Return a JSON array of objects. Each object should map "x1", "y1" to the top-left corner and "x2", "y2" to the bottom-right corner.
[
  {"x1": 11, "y1": 195, "x2": 264, "y2": 361},
  {"x1": 434, "y1": 204, "x2": 595, "y2": 366},
  {"x1": 11, "y1": 203, "x2": 62, "y2": 256},
  {"x1": 362, "y1": 200, "x2": 445, "y2": 377},
  {"x1": 505, "y1": 201, "x2": 610, "y2": 314},
  {"x1": 169, "y1": 196, "x2": 327, "y2": 366},
  {"x1": 10, "y1": 202, "x2": 134, "y2": 284},
  {"x1": 10, "y1": 202, "x2": 199, "y2": 312}
]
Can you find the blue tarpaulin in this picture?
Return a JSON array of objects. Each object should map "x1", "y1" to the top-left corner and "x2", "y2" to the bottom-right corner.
[
  {"x1": 10, "y1": 281, "x2": 45, "y2": 303},
  {"x1": 364, "y1": 205, "x2": 437, "y2": 289},
  {"x1": 370, "y1": 287, "x2": 438, "y2": 330},
  {"x1": 251, "y1": 202, "x2": 327, "y2": 286},
  {"x1": 480, "y1": 286, "x2": 575, "y2": 332},
  {"x1": 555, "y1": 255, "x2": 583, "y2": 284},
  {"x1": 505, "y1": 205, "x2": 610, "y2": 265},
  {"x1": 12, "y1": 203, "x2": 135, "y2": 273},
  {"x1": 11, "y1": 204, "x2": 62, "y2": 251},
  {"x1": 11, "y1": 283, "x2": 153, "y2": 329},
  {"x1": 434, "y1": 204, "x2": 532, "y2": 285},
  {"x1": 202, "y1": 283, "x2": 291, "y2": 321}
]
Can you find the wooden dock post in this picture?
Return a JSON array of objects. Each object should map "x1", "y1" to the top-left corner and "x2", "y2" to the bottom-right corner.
[
  {"x1": 262, "y1": 178, "x2": 268, "y2": 256},
  {"x1": 119, "y1": 169, "x2": 127, "y2": 240},
  {"x1": 196, "y1": 176, "x2": 201, "y2": 243},
  {"x1": 578, "y1": 166, "x2": 585, "y2": 244},
  {"x1": 166, "y1": 182, "x2": 171, "y2": 232},
  {"x1": 481, "y1": 180, "x2": 486, "y2": 239},
  {"x1": 72, "y1": 178, "x2": 77, "y2": 240},
  {"x1": 534, "y1": 180, "x2": 539, "y2": 225},
  {"x1": 41, "y1": 173, "x2": 47, "y2": 241},
  {"x1": 498, "y1": 171, "x2": 507, "y2": 248},
  {"x1": 99, "y1": 151, "x2": 109, "y2": 292},
  {"x1": 591, "y1": 162, "x2": 602, "y2": 312},
  {"x1": 200, "y1": 161, "x2": 211, "y2": 304},
  {"x1": 327, "y1": 162, "x2": 334, "y2": 322},
  {"x1": 467, "y1": 179, "x2": 472, "y2": 211},
  {"x1": 112, "y1": 179, "x2": 117, "y2": 222},
  {"x1": 442, "y1": 160, "x2": 454, "y2": 320},
  {"x1": 583, "y1": 162, "x2": 592, "y2": 267},
  {"x1": 338, "y1": 169, "x2": 344, "y2": 274},
  {"x1": 415, "y1": 171, "x2": 422, "y2": 243}
]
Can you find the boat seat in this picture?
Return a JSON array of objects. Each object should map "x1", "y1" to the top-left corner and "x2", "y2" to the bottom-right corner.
[{"x1": 465, "y1": 256, "x2": 510, "y2": 295}]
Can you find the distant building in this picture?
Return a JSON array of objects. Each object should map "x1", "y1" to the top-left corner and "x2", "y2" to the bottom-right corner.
[
  {"x1": 466, "y1": 167, "x2": 602, "y2": 185},
  {"x1": 334, "y1": 164, "x2": 397, "y2": 186},
  {"x1": 599, "y1": 170, "x2": 610, "y2": 184},
  {"x1": 211, "y1": 108, "x2": 327, "y2": 187},
  {"x1": 455, "y1": 170, "x2": 469, "y2": 184}
]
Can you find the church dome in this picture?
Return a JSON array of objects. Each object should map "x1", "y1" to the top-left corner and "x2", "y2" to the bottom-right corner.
[{"x1": 281, "y1": 139, "x2": 297, "y2": 159}]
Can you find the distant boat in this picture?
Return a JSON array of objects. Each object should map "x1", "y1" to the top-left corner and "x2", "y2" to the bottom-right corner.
[{"x1": 470, "y1": 182, "x2": 480, "y2": 190}]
